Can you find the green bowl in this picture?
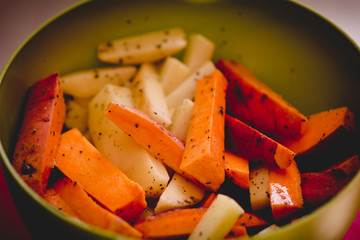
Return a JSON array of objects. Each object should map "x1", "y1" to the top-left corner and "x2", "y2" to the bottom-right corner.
[{"x1": 1, "y1": 0, "x2": 360, "y2": 239}]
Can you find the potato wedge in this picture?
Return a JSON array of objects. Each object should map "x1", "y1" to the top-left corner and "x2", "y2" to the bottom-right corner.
[
  {"x1": 61, "y1": 66, "x2": 136, "y2": 98},
  {"x1": 64, "y1": 99, "x2": 88, "y2": 134},
  {"x1": 249, "y1": 165, "x2": 270, "y2": 211},
  {"x1": 98, "y1": 28, "x2": 187, "y2": 65},
  {"x1": 88, "y1": 84, "x2": 169, "y2": 198},
  {"x1": 160, "y1": 57, "x2": 189, "y2": 95},
  {"x1": 155, "y1": 173, "x2": 205, "y2": 213},
  {"x1": 166, "y1": 61, "x2": 216, "y2": 109},
  {"x1": 132, "y1": 63, "x2": 172, "y2": 127},
  {"x1": 169, "y1": 98, "x2": 194, "y2": 141}
]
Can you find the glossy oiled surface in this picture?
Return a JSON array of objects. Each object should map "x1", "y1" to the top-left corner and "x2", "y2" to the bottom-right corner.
[{"x1": 0, "y1": 0, "x2": 360, "y2": 239}]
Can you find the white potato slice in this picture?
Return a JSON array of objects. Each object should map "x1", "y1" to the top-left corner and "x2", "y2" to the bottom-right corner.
[
  {"x1": 188, "y1": 194, "x2": 244, "y2": 240},
  {"x1": 64, "y1": 99, "x2": 88, "y2": 134},
  {"x1": 169, "y1": 98, "x2": 194, "y2": 141},
  {"x1": 98, "y1": 28, "x2": 187, "y2": 65},
  {"x1": 249, "y1": 165, "x2": 270, "y2": 211},
  {"x1": 88, "y1": 84, "x2": 169, "y2": 198},
  {"x1": 160, "y1": 57, "x2": 189, "y2": 95},
  {"x1": 61, "y1": 66, "x2": 136, "y2": 98},
  {"x1": 183, "y1": 33, "x2": 215, "y2": 74},
  {"x1": 132, "y1": 63, "x2": 172, "y2": 127},
  {"x1": 154, "y1": 173, "x2": 205, "y2": 213},
  {"x1": 166, "y1": 61, "x2": 216, "y2": 109}
]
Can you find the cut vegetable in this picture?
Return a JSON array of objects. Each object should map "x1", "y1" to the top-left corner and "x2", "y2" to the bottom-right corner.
[
  {"x1": 249, "y1": 165, "x2": 270, "y2": 211},
  {"x1": 98, "y1": 28, "x2": 187, "y2": 65},
  {"x1": 188, "y1": 194, "x2": 244, "y2": 240},
  {"x1": 183, "y1": 33, "x2": 215, "y2": 74},
  {"x1": 134, "y1": 208, "x2": 207, "y2": 239},
  {"x1": 180, "y1": 70, "x2": 227, "y2": 191},
  {"x1": 43, "y1": 188, "x2": 78, "y2": 217},
  {"x1": 280, "y1": 106, "x2": 357, "y2": 172},
  {"x1": 224, "y1": 151, "x2": 249, "y2": 189},
  {"x1": 166, "y1": 61, "x2": 216, "y2": 109},
  {"x1": 61, "y1": 66, "x2": 136, "y2": 98},
  {"x1": 105, "y1": 103, "x2": 196, "y2": 182},
  {"x1": 216, "y1": 59, "x2": 307, "y2": 139},
  {"x1": 88, "y1": 84, "x2": 169, "y2": 198},
  {"x1": 168, "y1": 98, "x2": 194, "y2": 141},
  {"x1": 160, "y1": 57, "x2": 190, "y2": 95},
  {"x1": 55, "y1": 128, "x2": 147, "y2": 222},
  {"x1": 64, "y1": 99, "x2": 88, "y2": 134},
  {"x1": 269, "y1": 161, "x2": 303, "y2": 221},
  {"x1": 131, "y1": 63, "x2": 172, "y2": 127},
  {"x1": 50, "y1": 177, "x2": 143, "y2": 238},
  {"x1": 226, "y1": 114, "x2": 295, "y2": 169},
  {"x1": 301, "y1": 172, "x2": 352, "y2": 209},
  {"x1": 12, "y1": 72, "x2": 66, "y2": 195},
  {"x1": 323, "y1": 154, "x2": 360, "y2": 176},
  {"x1": 154, "y1": 173, "x2": 205, "y2": 213}
]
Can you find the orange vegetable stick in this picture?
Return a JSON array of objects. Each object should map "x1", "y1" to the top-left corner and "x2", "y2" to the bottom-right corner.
[
  {"x1": 235, "y1": 212, "x2": 269, "y2": 229},
  {"x1": 323, "y1": 154, "x2": 360, "y2": 176},
  {"x1": 134, "y1": 208, "x2": 248, "y2": 239},
  {"x1": 224, "y1": 151, "x2": 249, "y2": 189},
  {"x1": 134, "y1": 208, "x2": 207, "y2": 239},
  {"x1": 55, "y1": 128, "x2": 146, "y2": 222},
  {"x1": 50, "y1": 177, "x2": 142, "y2": 238},
  {"x1": 201, "y1": 192, "x2": 217, "y2": 208},
  {"x1": 12, "y1": 72, "x2": 66, "y2": 195},
  {"x1": 105, "y1": 103, "x2": 198, "y2": 183},
  {"x1": 226, "y1": 225, "x2": 248, "y2": 239},
  {"x1": 216, "y1": 59, "x2": 307, "y2": 139},
  {"x1": 226, "y1": 114, "x2": 295, "y2": 169},
  {"x1": 43, "y1": 188, "x2": 78, "y2": 217},
  {"x1": 269, "y1": 161, "x2": 303, "y2": 221},
  {"x1": 280, "y1": 107, "x2": 357, "y2": 172},
  {"x1": 180, "y1": 70, "x2": 228, "y2": 191}
]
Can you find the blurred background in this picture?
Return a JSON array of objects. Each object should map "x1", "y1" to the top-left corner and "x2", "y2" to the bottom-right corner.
[{"x1": 0, "y1": 0, "x2": 359, "y2": 239}]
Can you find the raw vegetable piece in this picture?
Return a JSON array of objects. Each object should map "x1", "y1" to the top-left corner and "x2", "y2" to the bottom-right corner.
[
  {"x1": 188, "y1": 194, "x2": 244, "y2": 240},
  {"x1": 98, "y1": 28, "x2": 187, "y2": 65},
  {"x1": 224, "y1": 151, "x2": 249, "y2": 189},
  {"x1": 168, "y1": 98, "x2": 194, "y2": 141},
  {"x1": 50, "y1": 177, "x2": 143, "y2": 238},
  {"x1": 216, "y1": 59, "x2": 307, "y2": 139},
  {"x1": 182, "y1": 33, "x2": 215, "y2": 74},
  {"x1": 201, "y1": 192, "x2": 217, "y2": 208},
  {"x1": 301, "y1": 172, "x2": 352, "y2": 209},
  {"x1": 256, "y1": 224, "x2": 280, "y2": 236},
  {"x1": 54, "y1": 128, "x2": 147, "y2": 222},
  {"x1": 226, "y1": 114, "x2": 295, "y2": 169},
  {"x1": 88, "y1": 84, "x2": 169, "y2": 198},
  {"x1": 61, "y1": 66, "x2": 136, "y2": 98},
  {"x1": 154, "y1": 173, "x2": 205, "y2": 213},
  {"x1": 64, "y1": 99, "x2": 88, "y2": 134},
  {"x1": 105, "y1": 103, "x2": 197, "y2": 183},
  {"x1": 166, "y1": 61, "x2": 216, "y2": 109},
  {"x1": 226, "y1": 225, "x2": 248, "y2": 239},
  {"x1": 323, "y1": 154, "x2": 360, "y2": 176},
  {"x1": 249, "y1": 165, "x2": 270, "y2": 211},
  {"x1": 269, "y1": 161, "x2": 303, "y2": 221},
  {"x1": 280, "y1": 106, "x2": 357, "y2": 172},
  {"x1": 12, "y1": 72, "x2": 66, "y2": 195},
  {"x1": 131, "y1": 63, "x2": 172, "y2": 127},
  {"x1": 160, "y1": 57, "x2": 190, "y2": 95},
  {"x1": 43, "y1": 188, "x2": 78, "y2": 217},
  {"x1": 134, "y1": 208, "x2": 207, "y2": 239},
  {"x1": 180, "y1": 70, "x2": 228, "y2": 191}
]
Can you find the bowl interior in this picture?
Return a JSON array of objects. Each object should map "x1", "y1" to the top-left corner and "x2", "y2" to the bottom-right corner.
[{"x1": 1, "y1": 0, "x2": 360, "y2": 239}]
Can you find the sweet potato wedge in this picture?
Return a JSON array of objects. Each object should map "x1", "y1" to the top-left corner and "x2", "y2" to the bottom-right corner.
[
  {"x1": 269, "y1": 161, "x2": 303, "y2": 221},
  {"x1": 180, "y1": 70, "x2": 227, "y2": 191},
  {"x1": 224, "y1": 151, "x2": 249, "y2": 189},
  {"x1": 225, "y1": 114, "x2": 295, "y2": 169},
  {"x1": 12, "y1": 72, "x2": 66, "y2": 195},
  {"x1": 50, "y1": 177, "x2": 143, "y2": 238},
  {"x1": 216, "y1": 59, "x2": 307, "y2": 139},
  {"x1": 55, "y1": 128, "x2": 147, "y2": 222},
  {"x1": 281, "y1": 107, "x2": 357, "y2": 172},
  {"x1": 301, "y1": 172, "x2": 352, "y2": 209}
]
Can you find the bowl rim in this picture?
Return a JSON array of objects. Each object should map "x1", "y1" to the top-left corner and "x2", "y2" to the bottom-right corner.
[{"x1": 0, "y1": 0, "x2": 359, "y2": 239}]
